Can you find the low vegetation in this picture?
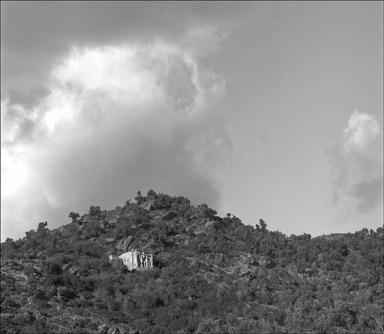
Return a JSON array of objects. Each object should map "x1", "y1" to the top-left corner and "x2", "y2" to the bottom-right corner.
[{"x1": 1, "y1": 190, "x2": 383, "y2": 333}]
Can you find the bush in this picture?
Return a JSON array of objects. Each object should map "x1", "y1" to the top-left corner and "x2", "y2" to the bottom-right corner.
[
  {"x1": 45, "y1": 261, "x2": 62, "y2": 275},
  {"x1": 89, "y1": 206, "x2": 102, "y2": 217},
  {"x1": 196, "y1": 204, "x2": 217, "y2": 219}
]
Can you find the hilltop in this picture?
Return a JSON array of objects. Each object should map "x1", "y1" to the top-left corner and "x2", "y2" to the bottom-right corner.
[{"x1": 1, "y1": 190, "x2": 383, "y2": 333}]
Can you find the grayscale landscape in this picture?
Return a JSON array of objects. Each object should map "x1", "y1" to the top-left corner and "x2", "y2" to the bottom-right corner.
[{"x1": 1, "y1": 2, "x2": 383, "y2": 333}]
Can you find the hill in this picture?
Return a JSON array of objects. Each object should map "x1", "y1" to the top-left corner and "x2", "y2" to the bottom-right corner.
[{"x1": 1, "y1": 190, "x2": 383, "y2": 333}]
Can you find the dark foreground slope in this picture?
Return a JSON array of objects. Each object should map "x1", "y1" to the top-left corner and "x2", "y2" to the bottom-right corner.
[{"x1": 1, "y1": 191, "x2": 383, "y2": 334}]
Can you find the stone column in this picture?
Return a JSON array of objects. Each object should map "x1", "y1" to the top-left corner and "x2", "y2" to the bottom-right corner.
[{"x1": 134, "y1": 251, "x2": 139, "y2": 269}]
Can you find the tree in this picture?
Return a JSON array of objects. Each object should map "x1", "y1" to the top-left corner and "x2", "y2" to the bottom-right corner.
[
  {"x1": 36, "y1": 222, "x2": 48, "y2": 238},
  {"x1": 135, "y1": 190, "x2": 145, "y2": 205},
  {"x1": 147, "y1": 189, "x2": 158, "y2": 199},
  {"x1": 89, "y1": 205, "x2": 101, "y2": 217},
  {"x1": 339, "y1": 244, "x2": 349, "y2": 257},
  {"x1": 197, "y1": 204, "x2": 217, "y2": 219},
  {"x1": 259, "y1": 219, "x2": 267, "y2": 232},
  {"x1": 37, "y1": 221, "x2": 48, "y2": 232},
  {"x1": 69, "y1": 212, "x2": 80, "y2": 222}
]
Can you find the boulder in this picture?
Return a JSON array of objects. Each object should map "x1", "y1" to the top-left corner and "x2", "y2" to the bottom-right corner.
[
  {"x1": 116, "y1": 236, "x2": 133, "y2": 251},
  {"x1": 69, "y1": 266, "x2": 80, "y2": 275},
  {"x1": 258, "y1": 256, "x2": 277, "y2": 269},
  {"x1": 116, "y1": 324, "x2": 137, "y2": 334},
  {"x1": 105, "y1": 238, "x2": 115, "y2": 243},
  {"x1": 62, "y1": 263, "x2": 70, "y2": 271},
  {"x1": 107, "y1": 325, "x2": 120, "y2": 334},
  {"x1": 204, "y1": 220, "x2": 216, "y2": 231},
  {"x1": 239, "y1": 254, "x2": 258, "y2": 266},
  {"x1": 97, "y1": 324, "x2": 109, "y2": 334}
]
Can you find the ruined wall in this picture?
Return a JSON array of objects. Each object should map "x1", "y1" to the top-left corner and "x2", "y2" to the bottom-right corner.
[{"x1": 118, "y1": 250, "x2": 153, "y2": 270}]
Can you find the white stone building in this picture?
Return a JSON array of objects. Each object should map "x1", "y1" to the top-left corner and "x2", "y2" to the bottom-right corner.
[{"x1": 110, "y1": 250, "x2": 153, "y2": 271}]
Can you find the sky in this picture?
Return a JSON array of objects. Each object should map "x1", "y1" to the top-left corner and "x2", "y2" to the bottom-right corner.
[{"x1": 1, "y1": 1, "x2": 383, "y2": 240}]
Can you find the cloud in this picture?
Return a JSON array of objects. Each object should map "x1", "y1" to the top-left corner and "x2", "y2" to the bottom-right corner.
[
  {"x1": 1, "y1": 31, "x2": 228, "y2": 240},
  {"x1": 343, "y1": 111, "x2": 380, "y2": 152},
  {"x1": 182, "y1": 24, "x2": 228, "y2": 59},
  {"x1": 329, "y1": 110, "x2": 383, "y2": 219},
  {"x1": 350, "y1": 176, "x2": 383, "y2": 213}
]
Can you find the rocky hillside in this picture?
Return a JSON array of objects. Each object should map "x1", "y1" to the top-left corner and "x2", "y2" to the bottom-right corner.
[{"x1": 1, "y1": 190, "x2": 383, "y2": 333}]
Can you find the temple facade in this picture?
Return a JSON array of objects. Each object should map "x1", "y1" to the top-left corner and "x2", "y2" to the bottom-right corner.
[{"x1": 111, "y1": 250, "x2": 153, "y2": 271}]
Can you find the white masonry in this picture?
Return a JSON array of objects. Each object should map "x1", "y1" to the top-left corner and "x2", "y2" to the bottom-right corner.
[{"x1": 117, "y1": 250, "x2": 153, "y2": 271}]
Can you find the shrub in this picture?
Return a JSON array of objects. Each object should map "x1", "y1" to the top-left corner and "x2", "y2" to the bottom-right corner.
[
  {"x1": 69, "y1": 212, "x2": 80, "y2": 222},
  {"x1": 89, "y1": 205, "x2": 102, "y2": 217}
]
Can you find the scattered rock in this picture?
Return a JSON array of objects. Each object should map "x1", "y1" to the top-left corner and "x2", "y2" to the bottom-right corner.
[
  {"x1": 107, "y1": 325, "x2": 120, "y2": 334},
  {"x1": 162, "y1": 211, "x2": 177, "y2": 221},
  {"x1": 69, "y1": 266, "x2": 80, "y2": 275},
  {"x1": 98, "y1": 324, "x2": 109, "y2": 334},
  {"x1": 257, "y1": 256, "x2": 277, "y2": 269},
  {"x1": 105, "y1": 238, "x2": 115, "y2": 243},
  {"x1": 116, "y1": 236, "x2": 133, "y2": 251}
]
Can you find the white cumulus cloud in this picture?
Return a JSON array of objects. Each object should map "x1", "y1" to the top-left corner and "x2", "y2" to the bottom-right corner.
[
  {"x1": 1, "y1": 31, "x2": 228, "y2": 240},
  {"x1": 329, "y1": 110, "x2": 383, "y2": 219},
  {"x1": 343, "y1": 110, "x2": 380, "y2": 154}
]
